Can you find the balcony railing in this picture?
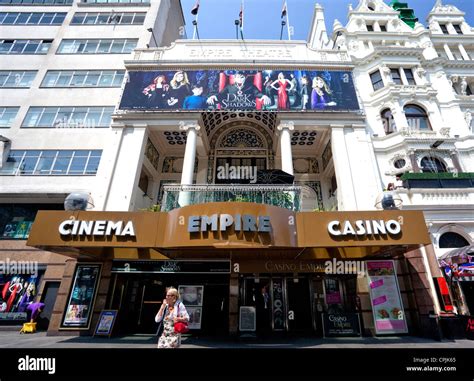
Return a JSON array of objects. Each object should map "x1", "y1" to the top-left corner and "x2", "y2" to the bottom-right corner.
[
  {"x1": 401, "y1": 172, "x2": 474, "y2": 189},
  {"x1": 160, "y1": 184, "x2": 307, "y2": 212}
]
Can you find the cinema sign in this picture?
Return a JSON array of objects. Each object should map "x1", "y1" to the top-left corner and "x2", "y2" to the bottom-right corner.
[{"x1": 59, "y1": 220, "x2": 136, "y2": 237}]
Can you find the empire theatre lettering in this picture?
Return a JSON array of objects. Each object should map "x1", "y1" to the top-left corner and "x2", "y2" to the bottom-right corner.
[{"x1": 188, "y1": 214, "x2": 271, "y2": 233}]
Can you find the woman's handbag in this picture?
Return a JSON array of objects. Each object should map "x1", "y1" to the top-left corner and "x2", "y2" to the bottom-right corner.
[{"x1": 174, "y1": 303, "x2": 189, "y2": 334}]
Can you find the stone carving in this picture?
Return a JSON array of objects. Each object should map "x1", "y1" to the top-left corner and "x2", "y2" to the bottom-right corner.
[
  {"x1": 439, "y1": 127, "x2": 451, "y2": 137},
  {"x1": 465, "y1": 110, "x2": 472, "y2": 128},
  {"x1": 415, "y1": 66, "x2": 426, "y2": 80}
]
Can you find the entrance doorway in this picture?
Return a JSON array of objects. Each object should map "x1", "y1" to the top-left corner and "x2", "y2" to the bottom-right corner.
[
  {"x1": 39, "y1": 281, "x2": 60, "y2": 331},
  {"x1": 241, "y1": 276, "x2": 312, "y2": 335},
  {"x1": 108, "y1": 273, "x2": 229, "y2": 335},
  {"x1": 287, "y1": 277, "x2": 312, "y2": 333}
]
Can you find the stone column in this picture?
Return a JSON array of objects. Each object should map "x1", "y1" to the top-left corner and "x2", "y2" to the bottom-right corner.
[
  {"x1": 458, "y1": 44, "x2": 470, "y2": 61},
  {"x1": 277, "y1": 121, "x2": 294, "y2": 175},
  {"x1": 443, "y1": 44, "x2": 454, "y2": 60},
  {"x1": 408, "y1": 149, "x2": 420, "y2": 172},
  {"x1": 179, "y1": 122, "x2": 200, "y2": 207}
]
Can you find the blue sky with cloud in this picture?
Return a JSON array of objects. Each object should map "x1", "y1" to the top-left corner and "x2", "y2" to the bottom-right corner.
[{"x1": 180, "y1": 0, "x2": 474, "y2": 40}]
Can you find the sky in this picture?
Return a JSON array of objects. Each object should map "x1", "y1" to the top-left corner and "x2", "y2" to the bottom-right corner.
[{"x1": 180, "y1": 0, "x2": 474, "y2": 40}]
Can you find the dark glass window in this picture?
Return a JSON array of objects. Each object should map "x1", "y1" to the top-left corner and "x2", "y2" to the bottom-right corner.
[
  {"x1": 381, "y1": 108, "x2": 395, "y2": 134},
  {"x1": 420, "y1": 156, "x2": 447, "y2": 173},
  {"x1": 404, "y1": 104, "x2": 431, "y2": 130},
  {"x1": 440, "y1": 24, "x2": 449, "y2": 34},
  {"x1": 370, "y1": 70, "x2": 383, "y2": 91},
  {"x1": 0, "y1": 204, "x2": 63, "y2": 239},
  {"x1": 453, "y1": 25, "x2": 463, "y2": 35},
  {"x1": 390, "y1": 68, "x2": 402, "y2": 85},
  {"x1": 404, "y1": 69, "x2": 415, "y2": 85},
  {"x1": 439, "y1": 232, "x2": 469, "y2": 248}
]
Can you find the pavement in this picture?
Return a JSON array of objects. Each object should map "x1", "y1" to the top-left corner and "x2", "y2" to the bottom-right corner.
[{"x1": 1, "y1": 330, "x2": 474, "y2": 348}]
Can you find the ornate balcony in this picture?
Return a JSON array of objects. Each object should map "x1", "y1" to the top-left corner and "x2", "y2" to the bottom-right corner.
[
  {"x1": 160, "y1": 184, "x2": 310, "y2": 212},
  {"x1": 401, "y1": 172, "x2": 474, "y2": 189}
]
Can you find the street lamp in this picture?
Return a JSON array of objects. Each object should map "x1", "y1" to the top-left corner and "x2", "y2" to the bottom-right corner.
[{"x1": 147, "y1": 27, "x2": 158, "y2": 47}]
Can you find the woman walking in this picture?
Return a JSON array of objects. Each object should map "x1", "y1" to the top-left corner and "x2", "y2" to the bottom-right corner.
[{"x1": 155, "y1": 287, "x2": 189, "y2": 348}]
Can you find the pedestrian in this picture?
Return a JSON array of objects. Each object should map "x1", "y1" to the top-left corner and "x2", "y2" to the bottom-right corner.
[{"x1": 155, "y1": 287, "x2": 189, "y2": 348}]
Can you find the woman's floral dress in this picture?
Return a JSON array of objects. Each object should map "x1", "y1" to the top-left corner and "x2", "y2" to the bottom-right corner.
[{"x1": 157, "y1": 302, "x2": 189, "y2": 348}]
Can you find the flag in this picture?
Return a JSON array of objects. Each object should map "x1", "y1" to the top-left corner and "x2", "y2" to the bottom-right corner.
[
  {"x1": 281, "y1": 1, "x2": 287, "y2": 19},
  {"x1": 191, "y1": 0, "x2": 200, "y2": 16},
  {"x1": 239, "y1": 0, "x2": 244, "y2": 29}
]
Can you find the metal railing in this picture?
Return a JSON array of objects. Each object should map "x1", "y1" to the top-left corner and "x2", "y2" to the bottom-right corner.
[{"x1": 160, "y1": 184, "x2": 307, "y2": 212}]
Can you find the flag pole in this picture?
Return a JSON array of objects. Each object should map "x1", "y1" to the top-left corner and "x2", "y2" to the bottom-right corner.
[
  {"x1": 193, "y1": 12, "x2": 199, "y2": 40},
  {"x1": 240, "y1": 0, "x2": 245, "y2": 40},
  {"x1": 286, "y1": 1, "x2": 291, "y2": 41}
]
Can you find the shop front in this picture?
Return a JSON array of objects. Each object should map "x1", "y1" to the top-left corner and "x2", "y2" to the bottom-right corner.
[{"x1": 27, "y1": 203, "x2": 434, "y2": 338}]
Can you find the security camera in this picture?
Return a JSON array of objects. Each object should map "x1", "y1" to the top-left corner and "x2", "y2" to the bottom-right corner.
[{"x1": 64, "y1": 192, "x2": 94, "y2": 211}]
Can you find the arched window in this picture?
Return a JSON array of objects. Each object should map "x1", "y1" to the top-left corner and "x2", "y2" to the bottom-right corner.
[
  {"x1": 381, "y1": 108, "x2": 395, "y2": 134},
  {"x1": 404, "y1": 104, "x2": 431, "y2": 130},
  {"x1": 420, "y1": 156, "x2": 447, "y2": 173},
  {"x1": 439, "y1": 232, "x2": 470, "y2": 248}
]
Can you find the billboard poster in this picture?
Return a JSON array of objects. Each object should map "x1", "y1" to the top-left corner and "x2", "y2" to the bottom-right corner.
[
  {"x1": 366, "y1": 260, "x2": 408, "y2": 335},
  {"x1": 119, "y1": 70, "x2": 360, "y2": 111},
  {"x1": 62, "y1": 264, "x2": 101, "y2": 329},
  {"x1": 0, "y1": 274, "x2": 42, "y2": 321}
]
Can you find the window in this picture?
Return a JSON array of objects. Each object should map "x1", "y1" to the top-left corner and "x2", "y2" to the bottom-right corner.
[
  {"x1": 394, "y1": 159, "x2": 406, "y2": 169},
  {"x1": 57, "y1": 39, "x2": 137, "y2": 54},
  {"x1": 381, "y1": 108, "x2": 395, "y2": 134},
  {"x1": 0, "y1": 150, "x2": 103, "y2": 175},
  {"x1": 366, "y1": 24, "x2": 374, "y2": 32},
  {"x1": 439, "y1": 232, "x2": 469, "y2": 248},
  {"x1": 0, "y1": 107, "x2": 19, "y2": 127},
  {"x1": 0, "y1": 39, "x2": 52, "y2": 54},
  {"x1": 404, "y1": 69, "x2": 415, "y2": 85},
  {"x1": 22, "y1": 106, "x2": 114, "y2": 128},
  {"x1": 420, "y1": 156, "x2": 447, "y2": 173},
  {"x1": 380, "y1": 24, "x2": 387, "y2": 32},
  {"x1": 390, "y1": 69, "x2": 402, "y2": 85},
  {"x1": 0, "y1": 71, "x2": 36, "y2": 87},
  {"x1": 453, "y1": 24, "x2": 463, "y2": 35},
  {"x1": 370, "y1": 70, "x2": 384, "y2": 91},
  {"x1": 0, "y1": 12, "x2": 66, "y2": 25},
  {"x1": 440, "y1": 24, "x2": 449, "y2": 34},
  {"x1": 0, "y1": 203, "x2": 63, "y2": 240},
  {"x1": 41, "y1": 70, "x2": 125, "y2": 87},
  {"x1": 70, "y1": 12, "x2": 145, "y2": 25},
  {"x1": 404, "y1": 104, "x2": 431, "y2": 130}
]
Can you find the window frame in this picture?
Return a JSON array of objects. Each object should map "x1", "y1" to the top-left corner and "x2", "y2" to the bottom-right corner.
[
  {"x1": 370, "y1": 70, "x2": 384, "y2": 91},
  {"x1": 57, "y1": 39, "x2": 137, "y2": 54},
  {"x1": 404, "y1": 104, "x2": 431, "y2": 130},
  {"x1": 0, "y1": 150, "x2": 102, "y2": 176}
]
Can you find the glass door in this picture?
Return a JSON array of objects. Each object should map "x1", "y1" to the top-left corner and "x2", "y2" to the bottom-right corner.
[{"x1": 286, "y1": 277, "x2": 312, "y2": 333}]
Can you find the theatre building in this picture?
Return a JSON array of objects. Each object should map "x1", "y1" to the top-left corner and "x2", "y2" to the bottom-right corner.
[{"x1": 3, "y1": 0, "x2": 473, "y2": 340}]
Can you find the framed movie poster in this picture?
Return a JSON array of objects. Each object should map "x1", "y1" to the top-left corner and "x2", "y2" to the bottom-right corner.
[
  {"x1": 187, "y1": 306, "x2": 202, "y2": 330},
  {"x1": 178, "y1": 285, "x2": 204, "y2": 306},
  {"x1": 61, "y1": 264, "x2": 101, "y2": 330},
  {"x1": 94, "y1": 310, "x2": 118, "y2": 337},
  {"x1": 239, "y1": 306, "x2": 256, "y2": 332}
]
